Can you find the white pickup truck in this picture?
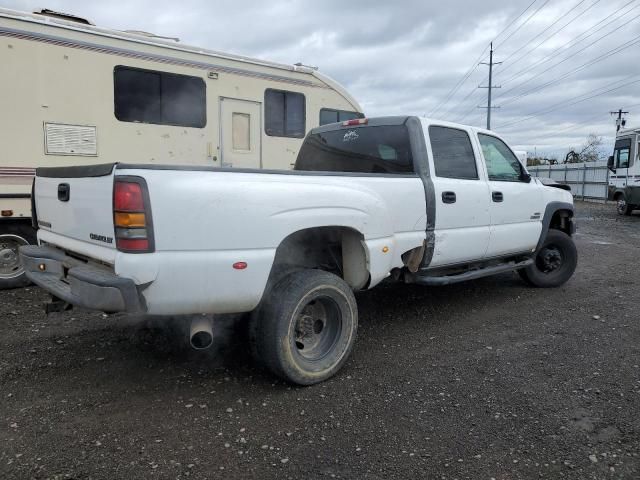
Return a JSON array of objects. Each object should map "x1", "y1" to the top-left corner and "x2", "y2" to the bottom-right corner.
[{"x1": 20, "y1": 116, "x2": 576, "y2": 385}]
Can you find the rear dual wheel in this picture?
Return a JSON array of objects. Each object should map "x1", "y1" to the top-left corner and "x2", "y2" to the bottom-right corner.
[
  {"x1": 250, "y1": 269, "x2": 358, "y2": 385},
  {"x1": 0, "y1": 223, "x2": 36, "y2": 289}
]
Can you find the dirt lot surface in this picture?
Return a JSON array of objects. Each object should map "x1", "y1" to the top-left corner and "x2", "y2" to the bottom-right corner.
[{"x1": 1, "y1": 201, "x2": 639, "y2": 479}]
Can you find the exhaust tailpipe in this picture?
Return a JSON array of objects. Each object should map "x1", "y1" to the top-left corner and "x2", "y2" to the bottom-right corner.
[{"x1": 190, "y1": 316, "x2": 213, "y2": 350}]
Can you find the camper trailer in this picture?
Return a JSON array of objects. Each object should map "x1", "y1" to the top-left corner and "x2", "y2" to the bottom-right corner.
[
  {"x1": 607, "y1": 127, "x2": 640, "y2": 215},
  {"x1": 0, "y1": 7, "x2": 363, "y2": 288}
]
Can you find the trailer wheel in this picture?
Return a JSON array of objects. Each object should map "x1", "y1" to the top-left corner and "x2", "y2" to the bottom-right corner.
[
  {"x1": 252, "y1": 269, "x2": 358, "y2": 385},
  {"x1": 519, "y1": 229, "x2": 577, "y2": 288},
  {"x1": 616, "y1": 197, "x2": 634, "y2": 216},
  {"x1": 0, "y1": 223, "x2": 36, "y2": 289}
]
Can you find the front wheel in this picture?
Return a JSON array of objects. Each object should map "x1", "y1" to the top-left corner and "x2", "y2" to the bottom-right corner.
[
  {"x1": 0, "y1": 223, "x2": 36, "y2": 289},
  {"x1": 616, "y1": 197, "x2": 634, "y2": 216},
  {"x1": 519, "y1": 229, "x2": 577, "y2": 288},
  {"x1": 251, "y1": 269, "x2": 358, "y2": 385}
]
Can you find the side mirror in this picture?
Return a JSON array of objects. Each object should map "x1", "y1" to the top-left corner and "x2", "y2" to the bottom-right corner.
[
  {"x1": 607, "y1": 155, "x2": 616, "y2": 172},
  {"x1": 521, "y1": 172, "x2": 532, "y2": 183}
]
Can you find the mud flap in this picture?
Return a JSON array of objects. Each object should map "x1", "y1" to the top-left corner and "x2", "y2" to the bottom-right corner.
[{"x1": 402, "y1": 240, "x2": 427, "y2": 273}]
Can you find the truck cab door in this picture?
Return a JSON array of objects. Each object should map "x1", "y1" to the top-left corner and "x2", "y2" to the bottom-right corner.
[
  {"x1": 425, "y1": 125, "x2": 491, "y2": 268},
  {"x1": 476, "y1": 133, "x2": 543, "y2": 258}
]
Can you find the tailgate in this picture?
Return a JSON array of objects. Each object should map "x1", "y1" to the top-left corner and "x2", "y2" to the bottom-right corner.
[{"x1": 34, "y1": 164, "x2": 117, "y2": 250}]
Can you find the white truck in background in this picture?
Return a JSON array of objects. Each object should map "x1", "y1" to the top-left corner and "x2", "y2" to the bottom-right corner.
[
  {"x1": 20, "y1": 116, "x2": 577, "y2": 385},
  {"x1": 607, "y1": 127, "x2": 640, "y2": 215}
]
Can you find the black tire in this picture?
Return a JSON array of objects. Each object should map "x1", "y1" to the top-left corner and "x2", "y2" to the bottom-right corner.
[
  {"x1": 251, "y1": 269, "x2": 358, "y2": 385},
  {"x1": 0, "y1": 223, "x2": 36, "y2": 290},
  {"x1": 519, "y1": 229, "x2": 577, "y2": 288},
  {"x1": 616, "y1": 196, "x2": 634, "y2": 216}
]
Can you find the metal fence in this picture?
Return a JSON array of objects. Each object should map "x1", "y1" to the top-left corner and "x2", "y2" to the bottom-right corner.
[{"x1": 527, "y1": 162, "x2": 609, "y2": 201}]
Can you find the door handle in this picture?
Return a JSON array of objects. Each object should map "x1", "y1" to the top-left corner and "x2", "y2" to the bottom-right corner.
[
  {"x1": 57, "y1": 183, "x2": 70, "y2": 202},
  {"x1": 442, "y1": 191, "x2": 456, "y2": 204},
  {"x1": 492, "y1": 191, "x2": 503, "y2": 202}
]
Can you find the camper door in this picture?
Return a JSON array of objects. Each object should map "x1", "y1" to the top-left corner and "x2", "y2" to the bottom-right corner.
[{"x1": 219, "y1": 97, "x2": 262, "y2": 168}]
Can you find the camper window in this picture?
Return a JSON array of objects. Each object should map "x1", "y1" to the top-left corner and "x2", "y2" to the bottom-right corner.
[
  {"x1": 265, "y1": 89, "x2": 305, "y2": 138},
  {"x1": 319, "y1": 108, "x2": 364, "y2": 126},
  {"x1": 114, "y1": 66, "x2": 206, "y2": 128}
]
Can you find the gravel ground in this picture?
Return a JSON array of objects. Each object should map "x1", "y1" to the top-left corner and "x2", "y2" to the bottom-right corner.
[{"x1": 1, "y1": 200, "x2": 639, "y2": 480}]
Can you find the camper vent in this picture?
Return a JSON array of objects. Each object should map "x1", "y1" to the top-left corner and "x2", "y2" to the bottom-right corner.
[
  {"x1": 34, "y1": 9, "x2": 94, "y2": 25},
  {"x1": 44, "y1": 123, "x2": 98, "y2": 156}
]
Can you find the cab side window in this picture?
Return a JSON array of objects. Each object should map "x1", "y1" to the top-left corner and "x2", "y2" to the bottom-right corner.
[
  {"x1": 614, "y1": 139, "x2": 631, "y2": 169},
  {"x1": 429, "y1": 126, "x2": 478, "y2": 180},
  {"x1": 478, "y1": 134, "x2": 524, "y2": 182},
  {"x1": 616, "y1": 148, "x2": 630, "y2": 169}
]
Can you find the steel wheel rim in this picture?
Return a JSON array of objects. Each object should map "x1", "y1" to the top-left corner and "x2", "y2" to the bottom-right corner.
[
  {"x1": 0, "y1": 234, "x2": 29, "y2": 279},
  {"x1": 293, "y1": 296, "x2": 342, "y2": 362},
  {"x1": 536, "y1": 245, "x2": 563, "y2": 274}
]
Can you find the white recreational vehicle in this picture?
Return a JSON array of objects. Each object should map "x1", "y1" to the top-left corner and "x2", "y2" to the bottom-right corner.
[
  {"x1": 607, "y1": 127, "x2": 640, "y2": 215},
  {"x1": 0, "y1": 8, "x2": 363, "y2": 288}
]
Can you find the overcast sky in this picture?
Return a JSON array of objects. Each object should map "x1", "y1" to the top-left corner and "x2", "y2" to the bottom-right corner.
[{"x1": 4, "y1": 0, "x2": 640, "y2": 158}]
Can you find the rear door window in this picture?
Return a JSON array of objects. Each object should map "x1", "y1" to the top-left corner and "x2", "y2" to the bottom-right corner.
[
  {"x1": 429, "y1": 126, "x2": 478, "y2": 180},
  {"x1": 295, "y1": 125, "x2": 414, "y2": 174}
]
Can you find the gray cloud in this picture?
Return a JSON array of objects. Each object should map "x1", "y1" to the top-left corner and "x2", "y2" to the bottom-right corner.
[{"x1": 3, "y1": 0, "x2": 638, "y2": 156}]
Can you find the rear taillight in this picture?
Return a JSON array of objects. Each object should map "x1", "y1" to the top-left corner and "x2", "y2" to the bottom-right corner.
[{"x1": 113, "y1": 177, "x2": 154, "y2": 253}]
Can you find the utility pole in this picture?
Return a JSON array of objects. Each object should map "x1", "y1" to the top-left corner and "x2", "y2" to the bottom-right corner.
[
  {"x1": 610, "y1": 108, "x2": 628, "y2": 132},
  {"x1": 479, "y1": 42, "x2": 502, "y2": 130}
]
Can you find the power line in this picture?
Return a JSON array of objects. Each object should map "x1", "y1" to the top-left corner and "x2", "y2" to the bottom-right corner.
[
  {"x1": 492, "y1": 0, "x2": 541, "y2": 45},
  {"x1": 428, "y1": 47, "x2": 488, "y2": 117},
  {"x1": 429, "y1": 0, "x2": 541, "y2": 117},
  {"x1": 498, "y1": 29, "x2": 640, "y2": 108},
  {"x1": 498, "y1": 77, "x2": 640, "y2": 129},
  {"x1": 499, "y1": 0, "x2": 639, "y2": 87},
  {"x1": 495, "y1": 76, "x2": 640, "y2": 129},
  {"x1": 444, "y1": 1, "x2": 637, "y2": 124},
  {"x1": 494, "y1": 0, "x2": 551, "y2": 50},
  {"x1": 499, "y1": 12, "x2": 640, "y2": 103},
  {"x1": 525, "y1": 102, "x2": 640, "y2": 143},
  {"x1": 610, "y1": 108, "x2": 629, "y2": 131},
  {"x1": 498, "y1": 0, "x2": 600, "y2": 75},
  {"x1": 447, "y1": 83, "x2": 486, "y2": 121},
  {"x1": 548, "y1": 112, "x2": 619, "y2": 135},
  {"x1": 449, "y1": 0, "x2": 587, "y2": 121},
  {"x1": 456, "y1": 94, "x2": 487, "y2": 123}
]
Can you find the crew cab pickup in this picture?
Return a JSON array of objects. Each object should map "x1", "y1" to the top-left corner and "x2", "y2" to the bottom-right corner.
[{"x1": 21, "y1": 116, "x2": 577, "y2": 385}]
